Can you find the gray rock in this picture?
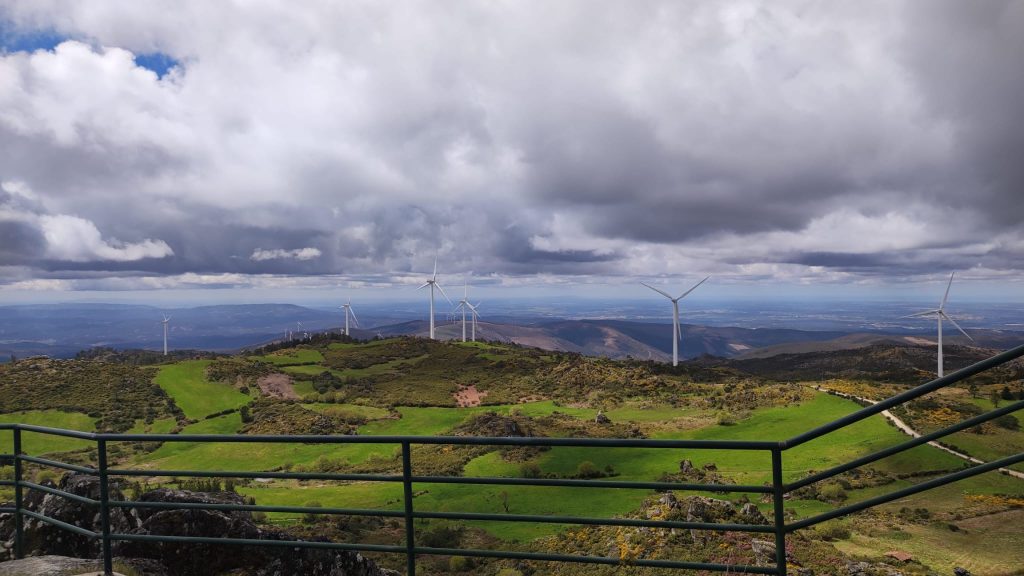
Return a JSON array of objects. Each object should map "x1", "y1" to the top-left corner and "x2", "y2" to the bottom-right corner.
[
  {"x1": 738, "y1": 502, "x2": 769, "y2": 525},
  {"x1": 0, "y1": 555, "x2": 102, "y2": 576}
]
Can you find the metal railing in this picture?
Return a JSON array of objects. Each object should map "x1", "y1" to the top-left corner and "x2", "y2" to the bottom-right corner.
[{"x1": 2, "y1": 343, "x2": 1023, "y2": 576}]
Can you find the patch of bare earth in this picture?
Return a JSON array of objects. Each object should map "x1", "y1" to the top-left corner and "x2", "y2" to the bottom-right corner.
[
  {"x1": 257, "y1": 373, "x2": 299, "y2": 400},
  {"x1": 455, "y1": 384, "x2": 488, "y2": 407},
  {"x1": 518, "y1": 395, "x2": 546, "y2": 403}
]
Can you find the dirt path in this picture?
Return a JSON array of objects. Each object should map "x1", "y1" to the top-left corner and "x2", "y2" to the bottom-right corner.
[
  {"x1": 257, "y1": 373, "x2": 300, "y2": 400},
  {"x1": 454, "y1": 384, "x2": 487, "y2": 407},
  {"x1": 815, "y1": 386, "x2": 1024, "y2": 480}
]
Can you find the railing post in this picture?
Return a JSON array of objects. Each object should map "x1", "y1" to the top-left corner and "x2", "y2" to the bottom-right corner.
[
  {"x1": 13, "y1": 427, "x2": 24, "y2": 559},
  {"x1": 97, "y1": 439, "x2": 113, "y2": 576},
  {"x1": 401, "y1": 441, "x2": 416, "y2": 576},
  {"x1": 771, "y1": 448, "x2": 787, "y2": 576}
]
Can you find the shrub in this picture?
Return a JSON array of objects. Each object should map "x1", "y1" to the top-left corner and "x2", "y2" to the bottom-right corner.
[
  {"x1": 818, "y1": 482, "x2": 848, "y2": 503},
  {"x1": 814, "y1": 521, "x2": 851, "y2": 541},
  {"x1": 448, "y1": 555, "x2": 469, "y2": 572},
  {"x1": 303, "y1": 501, "x2": 322, "y2": 524},
  {"x1": 519, "y1": 462, "x2": 542, "y2": 479},
  {"x1": 994, "y1": 414, "x2": 1019, "y2": 431},
  {"x1": 420, "y1": 524, "x2": 464, "y2": 548},
  {"x1": 576, "y1": 461, "x2": 601, "y2": 479}
]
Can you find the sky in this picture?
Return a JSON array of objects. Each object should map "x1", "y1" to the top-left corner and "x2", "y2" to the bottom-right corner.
[{"x1": 0, "y1": 1, "x2": 1022, "y2": 306}]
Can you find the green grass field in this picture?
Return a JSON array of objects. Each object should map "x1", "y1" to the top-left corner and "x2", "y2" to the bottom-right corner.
[
  {"x1": 154, "y1": 361, "x2": 251, "y2": 419},
  {"x1": 0, "y1": 410, "x2": 96, "y2": 456}
]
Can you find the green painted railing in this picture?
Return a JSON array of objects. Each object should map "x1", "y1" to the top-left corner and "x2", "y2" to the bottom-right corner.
[{"x1": 2, "y1": 343, "x2": 1023, "y2": 576}]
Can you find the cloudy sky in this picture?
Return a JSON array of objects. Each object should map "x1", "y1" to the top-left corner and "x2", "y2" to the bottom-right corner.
[{"x1": 0, "y1": 1, "x2": 1022, "y2": 303}]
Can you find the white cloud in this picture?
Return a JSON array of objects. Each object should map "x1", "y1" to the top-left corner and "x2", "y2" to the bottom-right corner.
[
  {"x1": 250, "y1": 247, "x2": 322, "y2": 261},
  {"x1": 38, "y1": 214, "x2": 173, "y2": 262}
]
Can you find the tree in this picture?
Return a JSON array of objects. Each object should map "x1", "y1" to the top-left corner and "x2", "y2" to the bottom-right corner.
[
  {"x1": 990, "y1": 389, "x2": 1001, "y2": 408},
  {"x1": 1000, "y1": 386, "x2": 1014, "y2": 401}
]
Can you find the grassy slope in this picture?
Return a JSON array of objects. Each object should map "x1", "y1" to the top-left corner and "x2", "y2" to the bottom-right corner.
[
  {"x1": 154, "y1": 361, "x2": 250, "y2": 420},
  {"x1": 0, "y1": 410, "x2": 96, "y2": 456}
]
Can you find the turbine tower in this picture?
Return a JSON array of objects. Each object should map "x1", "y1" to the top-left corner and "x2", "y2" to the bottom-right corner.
[
  {"x1": 901, "y1": 272, "x2": 974, "y2": 377},
  {"x1": 340, "y1": 300, "x2": 359, "y2": 336},
  {"x1": 417, "y1": 257, "x2": 452, "y2": 339},
  {"x1": 161, "y1": 315, "x2": 171, "y2": 356},
  {"x1": 469, "y1": 302, "x2": 481, "y2": 342},
  {"x1": 641, "y1": 276, "x2": 709, "y2": 367}
]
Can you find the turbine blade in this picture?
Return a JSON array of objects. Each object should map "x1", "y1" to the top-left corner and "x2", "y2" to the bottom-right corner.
[
  {"x1": 941, "y1": 312, "x2": 974, "y2": 342},
  {"x1": 349, "y1": 307, "x2": 360, "y2": 327},
  {"x1": 432, "y1": 256, "x2": 438, "y2": 280},
  {"x1": 417, "y1": 282, "x2": 430, "y2": 290},
  {"x1": 640, "y1": 282, "x2": 674, "y2": 300},
  {"x1": 678, "y1": 275, "x2": 710, "y2": 300},
  {"x1": 940, "y1": 272, "x2": 954, "y2": 309},
  {"x1": 900, "y1": 310, "x2": 940, "y2": 319},
  {"x1": 435, "y1": 282, "x2": 453, "y2": 305}
]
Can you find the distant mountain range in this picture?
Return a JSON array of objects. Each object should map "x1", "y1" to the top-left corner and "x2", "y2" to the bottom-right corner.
[{"x1": 2, "y1": 303, "x2": 1023, "y2": 363}]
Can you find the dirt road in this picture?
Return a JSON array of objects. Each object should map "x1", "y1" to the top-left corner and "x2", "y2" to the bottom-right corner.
[{"x1": 815, "y1": 386, "x2": 1024, "y2": 481}]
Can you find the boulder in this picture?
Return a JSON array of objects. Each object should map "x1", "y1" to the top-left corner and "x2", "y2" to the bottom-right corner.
[
  {"x1": 679, "y1": 459, "x2": 694, "y2": 473},
  {"x1": 595, "y1": 411, "x2": 611, "y2": 425},
  {"x1": 0, "y1": 475, "x2": 137, "y2": 561},
  {"x1": 738, "y1": 502, "x2": 769, "y2": 525}
]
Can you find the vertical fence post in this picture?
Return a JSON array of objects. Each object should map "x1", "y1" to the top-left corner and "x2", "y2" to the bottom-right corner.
[
  {"x1": 771, "y1": 448, "x2": 787, "y2": 576},
  {"x1": 12, "y1": 427, "x2": 24, "y2": 559},
  {"x1": 97, "y1": 439, "x2": 113, "y2": 576},
  {"x1": 401, "y1": 441, "x2": 416, "y2": 576}
]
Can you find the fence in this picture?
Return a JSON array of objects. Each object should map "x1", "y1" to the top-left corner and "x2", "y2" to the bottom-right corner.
[{"x1": 2, "y1": 343, "x2": 1023, "y2": 576}]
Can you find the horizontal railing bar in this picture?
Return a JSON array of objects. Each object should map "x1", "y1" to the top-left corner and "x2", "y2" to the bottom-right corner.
[
  {"x1": 0, "y1": 506, "x2": 16, "y2": 512},
  {"x1": 787, "y1": 451, "x2": 1024, "y2": 531},
  {"x1": 21, "y1": 480, "x2": 99, "y2": 506},
  {"x1": 0, "y1": 480, "x2": 15, "y2": 487},
  {"x1": 107, "y1": 468, "x2": 403, "y2": 482},
  {"x1": 110, "y1": 532, "x2": 407, "y2": 554},
  {"x1": 19, "y1": 454, "x2": 98, "y2": 475},
  {"x1": 21, "y1": 509, "x2": 99, "y2": 538},
  {"x1": 0, "y1": 453, "x2": 13, "y2": 459},
  {"x1": 414, "y1": 510, "x2": 775, "y2": 533},
  {"x1": 415, "y1": 546, "x2": 778, "y2": 574},
  {"x1": 411, "y1": 474, "x2": 772, "y2": 493},
  {"x1": 13, "y1": 424, "x2": 98, "y2": 440},
  {"x1": 787, "y1": 399, "x2": 1024, "y2": 491},
  {"x1": 784, "y1": 343, "x2": 1024, "y2": 449},
  {"x1": 0, "y1": 423, "x2": 13, "y2": 430},
  {"x1": 110, "y1": 500, "x2": 405, "y2": 518}
]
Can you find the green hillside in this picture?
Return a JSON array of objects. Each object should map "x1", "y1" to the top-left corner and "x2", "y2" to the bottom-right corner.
[{"x1": 1, "y1": 337, "x2": 1021, "y2": 575}]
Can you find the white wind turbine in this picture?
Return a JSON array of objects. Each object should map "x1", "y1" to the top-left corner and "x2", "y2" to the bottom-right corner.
[
  {"x1": 901, "y1": 272, "x2": 974, "y2": 377},
  {"x1": 161, "y1": 315, "x2": 171, "y2": 356},
  {"x1": 641, "y1": 276, "x2": 709, "y2": 367},
  {"x1": 417, "y1": 257, "x2": 452, "y2": 339},
  {"x1": 340, "y1": 300, "x2": 359, "y2": 336},
  {"x1": 454, "y1": 283, "x2": 477, "y2": 342}
]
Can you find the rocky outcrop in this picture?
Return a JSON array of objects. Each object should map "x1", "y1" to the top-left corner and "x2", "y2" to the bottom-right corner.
[
  {"x1": 1, "y1": 475, "x2": 396, "y2": 576},
  {"x1": 0, "y1": 475, "x2": 137, "y2": 561}
]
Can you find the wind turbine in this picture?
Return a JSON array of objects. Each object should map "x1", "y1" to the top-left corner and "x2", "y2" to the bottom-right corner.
[
  {"x1": 340, "y1": 300, "x2": 359, "y2": 336},
  {"x1": 161, "y1": 315, "x2": 171, "y2": 356},
  {"x1": 641, "y1": 276, "x2": 709, "y2": 367},
  {"x1": 454, "y1": 283, "x2": 475, "y2": 342},
  {"x1": 901, "y1": 272, "x2": 974, "y2": 377},
  {"x1": 417, "y1": 257, "x2": 452, "y2": 339}
]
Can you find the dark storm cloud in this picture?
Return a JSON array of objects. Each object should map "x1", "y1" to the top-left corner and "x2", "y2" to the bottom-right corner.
[{"x1": 0, "y1": 1, "x2": 1022, "y2": 288}]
